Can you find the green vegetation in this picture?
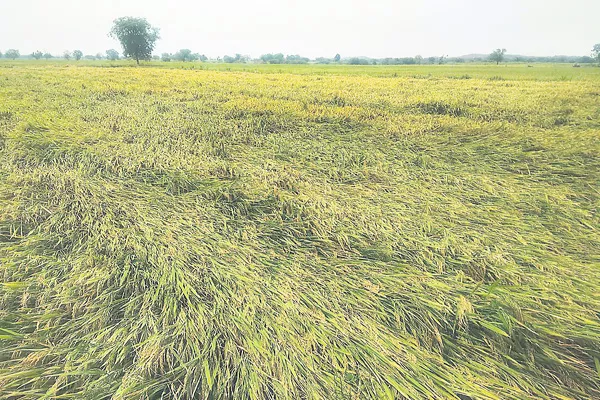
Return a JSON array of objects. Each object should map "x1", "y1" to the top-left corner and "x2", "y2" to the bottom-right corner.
[
  {"x1": 593, "y1": 43, "x2": 600, "y2": 65},
  {"x1": 109, "y1": 17, "x2": 160, "y2": 65},
  {"x1": 73, "y1": 50, "x2": 83, "y2": 61},
  {"x1": 490, "y1": 48, "x2": 507, "y2": 65},
  {"x1": 106, "y1": 49, "x2": 120, "y2": 61},
  {"x1": 4, "y1": 49, "x2": 19, "y2": 60},
  {"x1": 173, "y1": 49, "x2": 201, "y2": 62},
  {"x1": 0, "y1": 62, "x2": 599, "y2": 399}
]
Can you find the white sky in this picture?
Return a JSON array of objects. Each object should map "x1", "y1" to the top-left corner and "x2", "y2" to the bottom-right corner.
[{"x1": 1, "y1": 0, "x2": 599, "y2": 58}]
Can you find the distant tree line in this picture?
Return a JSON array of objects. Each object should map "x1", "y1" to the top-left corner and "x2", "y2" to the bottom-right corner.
[
  {"x1": 2, "y1": 49, "x2": 599, "y2": 65},
  {"x1": 222, "y1": 54, "x2": 248, "y2": 63},
  {"x1": 257, "y1": 53, "x2": 310, "y2": 64},
  {"x1": 0, "y1": 50, "x2": 600, "y2": 65},
  {"x1": 0, "y1": 49, "x2": 115, "y2": 61},
  {"x1": 2, "y1": 20, "x2": 599, "y2": 68},
  {"x1": 3, "y1": 16, "x2": 599, "y2": 67},
  {"x1": 329, "y1": 53, "x2": 599, "y2": 66},
  {"x1": 160, "y1": 49, "x2": 208, "y2": 62}
]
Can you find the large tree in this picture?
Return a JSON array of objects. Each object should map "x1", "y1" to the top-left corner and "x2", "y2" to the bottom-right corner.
[
  {"x1": 5, "y1": 49, "x2": 20, "y2": 60},
  {"x1": 31, "y1": 51, "x2": 43, "y2": 60},
  {"x1": 43, "y1": 52, "x2": 52, "y2": 60},
  {"x1": 73, "y1": 50, "x2": 83, "y2": 61},
  {"x1": 490, "y1": 48, "x2": 507, "y2": 65},
  {"x1": 593, "y1": 44, "x2": 600, "y2": 65},
  {"x1": 109, "y1": 17, "x2": 160, "y2": 64}
]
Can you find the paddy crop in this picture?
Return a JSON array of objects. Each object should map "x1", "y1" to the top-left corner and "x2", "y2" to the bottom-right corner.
[{"x1": 0, "y1": 62, "x2": 599, "y2": 399}]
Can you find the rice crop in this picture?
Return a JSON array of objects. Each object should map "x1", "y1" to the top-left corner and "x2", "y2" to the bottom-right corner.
[{"x1": 0, "y1": 62, "x2": 599, "y2": 399}]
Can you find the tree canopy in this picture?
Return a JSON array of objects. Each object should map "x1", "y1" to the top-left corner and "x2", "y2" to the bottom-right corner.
[
  {"x1": 6, "y1": 49, "x2": 20, "y2": 60},
  {"x1": 593, "y1": 44, "x2": 600, "y2": 65},
  {"x1": 285, "y1": 54, "x2": 309, "y2": 64},
  {"x1": 73, "y1": 50, "x2": 83, "y2": 61},
  {"x1": 490, "y1": 48, "x2": 507, "y2": 65},
  {"x1": 109, "y1": 17, "x2": 160, "y2": 64},
  {"x1": 223, "y1": 54, "x2": 249, "y2": 63},
  {"x1": 260, "y1": 53, "x2": 285, "y2": 64},
  {"x1": 174, "y1": 49, "x2": 201, "y2": 62},
  {"x1": 106, "y1": 49, "x2": 120, "y2": 61},
  {"x1": 258, "y1": 53, "x2": 309, "y2": 64}
]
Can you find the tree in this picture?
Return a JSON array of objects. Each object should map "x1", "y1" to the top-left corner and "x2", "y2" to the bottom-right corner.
[
  {"x1": 415, "y1": 55, "x2": 423, "y2": 64},
  {"x1": 199, "y1": 54, "x2": 208, "y2": 62},
  {"x1": 161, "y1": 53, "x2": 172, "y2": 62},
  {"x1": 490, "y1": 48, "x2": 507, "y2": 65},
  {"x1": 106, "y1": 49, "x2": 120, "y2": 61},
  {"x1": 63, "y1": 51, "x2": 71, "y2": 60},
  {"x1": 43, "y1": 52, "x2": 53, "y2": 60},
  {"x1": 96, "y1": 53, "x2": 104, "y2": 60},
  {"x1": 285, "y1": 54, "x2": 309, "y2": 64},
  {"x1": 174, "y1": 49, "x2": 197, "y2": 62},
  {"x1": 593, "y1": 44, "x2": 600, "y2": 65},
  {"x1": 347, "y1": 57, "x2": 369, "y2": 65},
  {"x1": 6, "y1": 49, "x2": 20, "y2": 60},
  {"x1": 334, "y1": 53, "x2": 341, "y2": 62},
  {"x1": 223, "y1": 54, "x2": 247, "y2": 63},
  {"x1": 73, "y1": 50, "x2": 83, "y2": 61},
  {"x1": 109, "y1": 17, "x2": 160, "y2": 64},
  {"x1": 260, "y1": 53, "x2": 285, "y2": 64},
  {"x1": 32, "y1": 51, "x2": 43, "y2": 60}
]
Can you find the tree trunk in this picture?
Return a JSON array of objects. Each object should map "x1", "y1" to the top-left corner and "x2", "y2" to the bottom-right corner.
[{"x1": 136, "y1": 57, "x2": 140, "y2": 65}]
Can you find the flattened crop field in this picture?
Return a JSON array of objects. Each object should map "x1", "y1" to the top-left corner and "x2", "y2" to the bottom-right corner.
[{"x1": 0, "y1": 62, "x2": 599, "y2": 399}]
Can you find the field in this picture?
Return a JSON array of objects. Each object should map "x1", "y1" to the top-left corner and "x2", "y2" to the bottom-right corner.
[{"x1": 0, "y1": 61, "x2": 599, "y2": 399}]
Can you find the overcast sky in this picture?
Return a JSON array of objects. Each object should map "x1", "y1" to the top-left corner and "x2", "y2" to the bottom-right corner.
[{"x1": 1, "y1": 0, "x2": 599, "y2": 58}]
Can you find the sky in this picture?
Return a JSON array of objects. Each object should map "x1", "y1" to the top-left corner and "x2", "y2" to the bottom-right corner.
[{"x1": 1, "y1": 0, "x2": 599, "y2": 59}]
